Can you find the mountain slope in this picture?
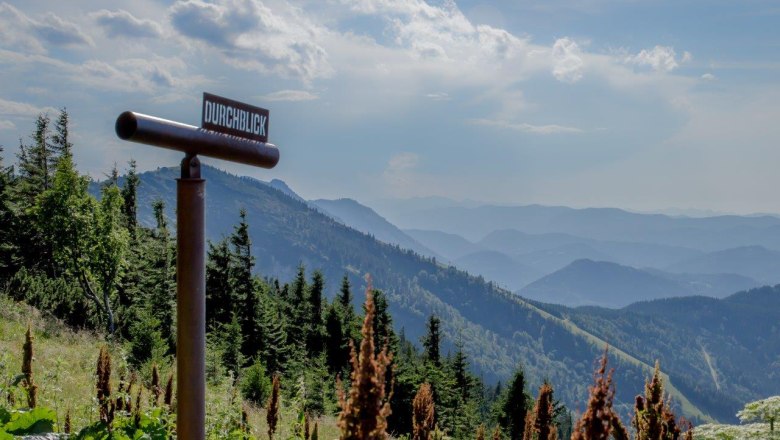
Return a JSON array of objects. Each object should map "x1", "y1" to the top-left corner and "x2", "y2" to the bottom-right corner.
[
  {"x1": 130, "y1": 165, "x2": 757, "y2": 424},
  {"x1": 453, "y1": 250, "x2": 541, "y2": 290},
  {"x1": 667, "y1": 245, "x2": 780, "y2": 284},
  {"x1": 519, "y1": 259, "x2": 687, "y2": 308},
  {"x1": 535, "y1": 285, "x2": 780, "y2": 422},
  {"x1": 310, "y1": 198, "x2": 440, "y2": 259},
  {"x1": 404, "y1": 229, "x2": 484, "y2": 260}
]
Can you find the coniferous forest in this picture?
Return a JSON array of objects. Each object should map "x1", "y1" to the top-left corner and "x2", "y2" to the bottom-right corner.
[{"x1": 0, "y1": 110, "x2": 772, "y2": 439}]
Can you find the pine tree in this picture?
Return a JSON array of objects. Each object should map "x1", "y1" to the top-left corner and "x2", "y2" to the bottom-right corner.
[
  {"x1": 0, "y1": 146, "x2": 18, "y2": 280},
  {"x1": 146, "y1": 199, "x2": 175, "y2": 351},
  {"x1": 120, "y1": 159, "x2": 140, "y2": 236},
  {"x1": 371, "y1": 289, "x2": 397, "y2": 354},
  {"x1": 500, "y1": 365, "x2": 528, "y2": 440},
  {"x1": 230, "y1": 209, "x2": 262, "y2": 359},
  {"x1": 307, "y1": 270, "x2": 326, "y2": 355},
  {"x1": 324, "y1": 302, "x2": 348, "y2": 373},
  {"x1": 206, "y1": 238, "x2": 232, "y2": 327},
  {"x1": 336, "y1": 274, "x2": 357, "y2": 337},
  {"x1": 452, "y1": 341, "x2": 472, "y2": 401},
  {"x1": 287, "y1": 264, "x2": 310, "y2": 354},
  {"x1": 51, "y1": 108, "x2": 72, "y2": 159},
  {"x1": 422, "y1": 314, "x2": 441, "y2": 367},
  {"x1": 261, "y1": 302, "x2": 289, "y2": 374}
]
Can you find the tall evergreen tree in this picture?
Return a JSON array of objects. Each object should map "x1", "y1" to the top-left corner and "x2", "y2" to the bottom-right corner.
[
  {"x1": 422, "y1": 314, "x2": 441, "y2": 366},
  {"x1": 307, "y1": 270, "x2": 326, "y2": 355},
  {"x1": 499, "y1": 365, "x2": 528, "y2": 440},
  {"x1": 452, "y1": 341, "x2": 472, "y2": 401},
  {"x1": 0, "y1": 146, "x2": 18, "y2": 280},
  {"x1": 206, "y1": 238, "x2": 232, "y2": 327},
  {"x1": 120, "y1": 160, "x2": 140, "y2": 236},
  {"x1": 336, "y1": 274, "x2": 356, "y2": 334},
  {"x1": 371, "y1": 289, "x2": 397, "y2": 354},
  {"x1": 324, "y1": 302, "x2": 348, "y2": 374},
  {"x1": 286, "y1": 264, "x2": 309, "y2": 353},
  {"x1": 147, "y1": 199, "x2": 175, "y2": 350},
  {"x1": 261, "y1": 303, "x2": 289, "y2": 374},
  {"x1": 51, "y1": 108, "x2": 72, "y2": 159},
  {"x1": 230, "y1": 208, "x2": 261, "y2": 359}
]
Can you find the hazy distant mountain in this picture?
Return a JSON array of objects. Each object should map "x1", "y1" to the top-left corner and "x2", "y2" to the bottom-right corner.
[
  {"x1": 667, "y1": 245, "x2": 780, "y2": 284},
  {"x1": 514, "y1": 243, "x2": 616, "y2": 275},
  {"x1": 453, "y1": 250, "x2": 542, "y2": 290},
  {"x1": 519, "y1": 259, "x2": 686, "y2": 307},
  {"x1": 644, "y1": 269, "x2": 760, "y2": 298},
  {"x1": 480, "y1": 229, "x2": 702, "y2": 271},
  {"x1": 267, "y1": 178, "x2": 306, "y2": 203},
  {"x1": 309, "y1": 198, "x2": 440, "y2": 259},
  {"x1": 404, "y1": 229, "x2": 484, "y2": 260},
  {"x1": 518, "y1": 259, "x2": 759, "y2": 308},
  {"x1": 373, "y1": 203, "x2": 780, "y2": 250}
]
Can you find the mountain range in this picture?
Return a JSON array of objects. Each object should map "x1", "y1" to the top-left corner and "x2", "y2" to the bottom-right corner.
[{"x1": 121, "y1": 165, "x2": 780, "y2": 424}]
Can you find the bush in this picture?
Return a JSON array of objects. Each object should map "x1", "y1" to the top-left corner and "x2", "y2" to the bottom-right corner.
[{"x1": 240, "y1": 359, "x2": 271, "y2": 405}]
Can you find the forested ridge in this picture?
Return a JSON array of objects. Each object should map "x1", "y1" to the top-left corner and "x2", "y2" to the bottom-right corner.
[{"x1": 0, "y1": 110, "x2": 773, "y2": 439}]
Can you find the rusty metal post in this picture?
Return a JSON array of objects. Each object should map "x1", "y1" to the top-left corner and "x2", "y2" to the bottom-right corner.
[{"x1": 176, "y1": 154, "x2": 205, "y2": 440}]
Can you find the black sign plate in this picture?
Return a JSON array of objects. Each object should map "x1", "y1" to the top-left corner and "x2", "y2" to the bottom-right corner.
[{"x1": 202, "y1": 92, "x2": 269, "y2": 143}]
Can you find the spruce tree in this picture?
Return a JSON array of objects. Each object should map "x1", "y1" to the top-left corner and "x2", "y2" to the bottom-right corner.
[
  {"x1": 230, "y1": 208, "x2": 261, "y2": 359},
  {"x1": 286, "y1": 264, "x2": 310, "y2": 354},
  {"x1": 0, "y1": 147, "x2": 17, "y2": 280},
  {"x1": 206, "y1": 238, "x2": 232, "y2": 327},
  {"x1": 307, "y1": 270, "x2": 326, "y2": 355},
  {"x1": 120, "y1": 160, "x2": 140, "y2": 237},
  {"x1": 261, "y1": 303, "x2": 289, "y2": 374},
  {"x1": 422, "y1": 314, "x2": 441, "y2": 367},
  {"x1": 146, "y1": 199, "x2": 175, "y2": 351},
  {"x1": 336, "y1": 274, "x2": 356, "y2": 336},
  {"x1": 452, "y1": 341, "x2": 472, "y2": 401},
  {"x1": 51, "y1": 108, "x2": 72, "y2": 159},
  {"x1": 500, "y1": 365, "x2": 528, "y2": 440},
  {"x1": 324, "y1": 302, "x2": 348, "y2": 373}
]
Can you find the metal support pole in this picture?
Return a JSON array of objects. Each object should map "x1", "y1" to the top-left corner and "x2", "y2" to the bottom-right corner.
[{"x1": 176, "y1": 154, "x2": 205, "y2": 440}]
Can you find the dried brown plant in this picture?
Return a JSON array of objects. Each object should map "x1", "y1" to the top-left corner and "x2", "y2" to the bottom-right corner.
[
  {"x1": 493, "y1": 426, "x2": 502, "y2": 440},
  {"x1": 476, "y1": 424, "x2": 486, "y2": 440},
  {"x1": 164, "y1": 371, "x2": 174, "y2": 408},
  {"x1": 633, "y1": 362, "x2": 693, "y2": 440},
  {"x1": 151, "y1": 363, "x2": 161, "y2": 405},
  {"x1": 571, "y1": 348, "x2": 621, "y2": 440},
  {"x1": 22, "y1": 324, "x2": 37, "y2": 408},
  {"x1": 133, "y1": 387, "x2": 143, "y2": 428},
  {"x1": 528, "y1": 383, "x2": 557, "y2": 440},
  {"x1": 305, "y1": 412, "x2": 311, "y2": 440},
  {"x1": 412, "y1": 383, "x2": 435, "y2": 440},
  {"x1": 267, "y1": 374, "x2": 281, "y2": 440},
  {"x1": 64, "y1": 408, "x2": 71, "y2": 434},
  {"x1": 96, "y1": 345, "x2": 114, "y2": 425},
  {"x1": 522, "y1": 411, "x2": 534, "y2": 440},
  {"x1": 312, "y1": 421, "x2": 320, "y2": 440},
  {"x1": 337, "y1": 284, "x2": 394, "y2": 440}
]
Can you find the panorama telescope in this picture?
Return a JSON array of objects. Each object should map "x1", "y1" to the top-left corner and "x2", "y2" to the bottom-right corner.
[{"x1": 115, "y1": 111, "x2": 279, "y2": 169}]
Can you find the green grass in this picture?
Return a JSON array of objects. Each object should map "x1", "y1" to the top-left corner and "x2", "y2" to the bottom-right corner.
[{"x1": 0, "y1": 296, "x2": 340, "y2": 438}]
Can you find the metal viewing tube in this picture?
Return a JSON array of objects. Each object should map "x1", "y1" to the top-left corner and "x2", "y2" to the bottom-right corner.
[{"x1": 115, "y1": 111, "x2": 279, "y2": 169}]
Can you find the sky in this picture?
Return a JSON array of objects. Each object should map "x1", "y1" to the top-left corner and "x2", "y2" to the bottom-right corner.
[{"x1": 1, "y1": 0, "x2": 779, "y2": 214}]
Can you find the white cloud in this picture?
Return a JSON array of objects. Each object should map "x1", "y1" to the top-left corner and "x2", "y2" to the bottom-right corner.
[
  {"x1": 551, "y1": 37, "x2": 584, "y2": 83},
  {"x1": 91, "y1": 9, "x2": 163, "y2": 38},
  {"x1": 425, "y1": 92, "x2": 450, "y2": 101},
  {"x1": 625, "y1": 46, "x2": 688, "y2": 72},
  {"x1": 0, "y1": 120, "x2": 15, "y2": 130},
  {"x1": 0, "y1": 98, "x2": 56, "y2": 117},
  {"x1": 470, "y1": 118, "x2": 583, "y2": 134},
  {"x1": 0, "y1": 3, "x2": 93, "y2": 53},
  {"x1": 169, "y1": 0, "x2": 331, "y2": 82},
  {"x1": 261, "y1": 90, "x2": 319, "y2": 101},
  {"x1": 386, "y1": 152, "x2": 419, "y2": 171},
  {"x1": 701, "y1": 73, "x2": 716, "y2": 81}
]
